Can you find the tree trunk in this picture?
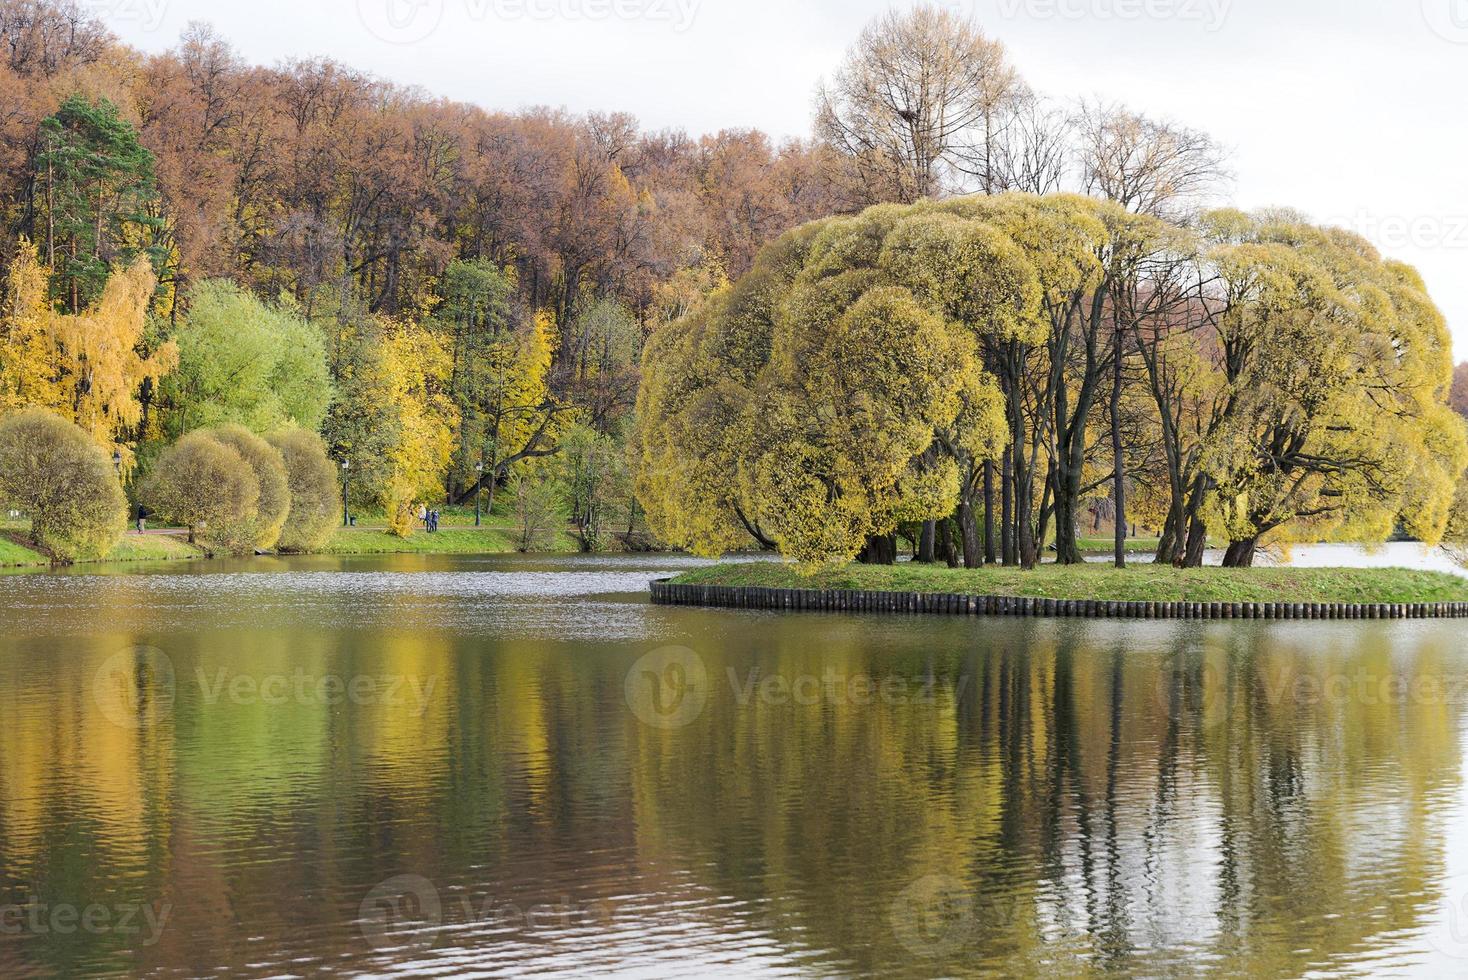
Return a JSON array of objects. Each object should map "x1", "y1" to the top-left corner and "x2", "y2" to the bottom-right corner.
[
  {"x1": 917, "y1": 520, "x2": 936, "y2": 564},
  {"x1": 1054, "y1": 492, "x2": 1080, "y2": 565},
  {"x1": 1001, "y1": 448, "x2": 1015, "y2": 566},
  {"x1": 1222, "y1": 538, "x2": 1257, "y2": 568},
  {"x1": 1016, "y1": 440, "x2": 1038, "y2": 570},
  {"x1": 943, "y1": 520, "x2": 961, "y2": 568},
  {"x1": 858, "y1": 534, "x2": 897, "y2": 566},
  {"x1": 983, "y1": 460, "x2": 996, "y2": 565},
  {"x1": 1155, "y1": 509, "x2": 1177, "y2": 567},
  {"x1": 958, "y1": 496, "x2": 981, "y2": 569},
  {"x1": 1183, "y1": 515, "x2": 1209, "y2": 568},
  {"x1": 1111, "y1": 326, "x2": 1126, "y2": 569},
  {"x1": 1181, "y1": 477, "x2": 1210, "y2": 568}
]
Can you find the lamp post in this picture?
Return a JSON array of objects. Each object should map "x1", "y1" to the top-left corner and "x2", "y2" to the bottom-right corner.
[
  {"x1": 475, "y1": 461, "x2": 485, "y2": 527},
  {"x1": 341, "y1": 459, "x2": 351, "y2": 527}
]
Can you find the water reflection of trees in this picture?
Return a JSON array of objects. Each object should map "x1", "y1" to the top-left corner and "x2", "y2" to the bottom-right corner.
[
  {"x1": 626, "y1": 619, "x2": 1465, "y2": 977},
  {"x1": 0, "y1": 606, "x2": 1463, "y2": 977}
]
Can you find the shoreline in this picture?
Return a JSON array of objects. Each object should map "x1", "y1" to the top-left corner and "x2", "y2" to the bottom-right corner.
[
  {"x1": 660, "y1": 561, "x2": 1468, "y2": 621},
  {"x1": 651, "y1": 580, "x2": 1468, "y2": 621},
  {"x1": 0, "y1": 525, "x2": 587, "y2": 569}
]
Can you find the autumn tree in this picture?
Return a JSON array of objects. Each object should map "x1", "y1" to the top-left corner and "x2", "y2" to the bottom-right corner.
[
  {"x1": 0, "y1": 244, "x2": 176, "y2": 459},
  {"x1": 378, "y1": 316, "x2": 458, "y2": 535},
  {"x1": 1076, "y1": 102, "x2": 1228, "y2": 219},
  {"x1": 429, "y1": 258, "x2": 565, "y2": 504},
  {"x1": 33, "y1": 94, "x2": 164, "y2": 311},
  {"x1": 1195, "y1": 217, "x2": 1466, "y2": 566},
  {"x1": 511, "y1": 470, "x2": 562, "y2": 553},
  {"x1": 1451, "y1": 362, "x2": 1468, "y2": 418},
  {"x1": 320, "y1": 305, "x2": 457, "y2": 536},
  {"x1": 450, "y1": 309, "x2": 567, "y2": 514},
  {"x1": 559, "y1": 421, "x2": 632, "y2": 552},
  {"x1": 267, "y1": 427, "x2": 340, "y2": 552},
  {"x1": 0, "y1": 407, "x2": 126, "y2": 560},
  {"x1": 815, "y1": 4, "x2": 1021, "y2": 204},
  {"x1": 0, "y1": 239, "x2": 54, "y2": 411},
  {"x1": 636, "y1": 203, "x2": 1010, "y2": 567},
  {"x1": 163, "y1": 279, "x2": 331, "y2": 438},
  {"x1": 145, "y1": 429, "x2": 259, "y2": 548},
  {"x1": 212, "y1": 424, "x2": 289, "y2": 551}
]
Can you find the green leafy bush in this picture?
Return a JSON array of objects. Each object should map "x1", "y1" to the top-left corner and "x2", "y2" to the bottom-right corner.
[
  {"x1": 213, "y1": 424, "x2": 289, "y2": 550},
  {"x1": 268, "y1": 428, "x2": 340, "y2": 552},
  {"x1": 145, "y1": 431, "x2": 259, "y2": 551},
  {"x1": 0, "y1": 409, "x2": 127, "y2": 561}
]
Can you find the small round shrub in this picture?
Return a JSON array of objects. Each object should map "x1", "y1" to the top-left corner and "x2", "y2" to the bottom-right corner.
[
  {"x1": 0, "y1": 408, "x2": 127, "y2": 561},
  {"x1": 212, "y1": 424, "x2": 289, "y2": 550},
  {"x1": 146, "y1": 431, "x2": 259, "y2": 551},
  {"x1": 267, "y1": 428, "x2": 340, "y2": 552}
]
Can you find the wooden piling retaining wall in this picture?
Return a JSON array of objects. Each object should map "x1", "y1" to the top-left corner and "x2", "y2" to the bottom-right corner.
[{"x1": 649, "y1": 580, "x2": 1468, "y2": 621}]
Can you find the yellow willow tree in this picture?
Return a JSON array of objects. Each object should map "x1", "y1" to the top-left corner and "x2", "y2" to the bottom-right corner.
[
  {"x1": 0, "y1": 243, "x2": 175, "y2": 464},
  {"x1": 378, "y1": 316, "x2": 459, "y2": 537},
  {"x1": 635, "y1": 203, "x2": 1009, "y2": 568},
  {"x1": 470, "y1": 310, "x2": 567, "y2": 514},
  {"x1": 1199, "y1": 217, "x2": 1468, "y2": 566},
  {"x1": 636, "y1": 221, "x2": 830, "y2": 557},
  {"x1": 0, "y1": 241, "x2": 61, "y2": 413},
  {"x1": 877, "y1": 206, "x2": 1043, "y2": 566}
]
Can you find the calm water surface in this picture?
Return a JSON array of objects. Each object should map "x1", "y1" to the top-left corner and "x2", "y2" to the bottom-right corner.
[{"x1": 3, "y1": 551, "x2": 1468, "y2": 977}]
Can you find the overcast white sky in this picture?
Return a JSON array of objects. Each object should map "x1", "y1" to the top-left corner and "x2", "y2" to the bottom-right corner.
[{"x1": 95, "y1": 0, "x2": 1468, "y2": 358}]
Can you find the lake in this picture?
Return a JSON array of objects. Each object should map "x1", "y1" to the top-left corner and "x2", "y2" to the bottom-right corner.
[{"x1": 3, "y1": 551, "x2": 1468, "y2": 977}]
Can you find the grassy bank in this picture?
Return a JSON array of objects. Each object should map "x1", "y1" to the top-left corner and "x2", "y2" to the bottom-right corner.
[
  {"x1": 671, "y1": 562, "x2": 1468, "y2": 605},
  {"x1": 105, "y1": 535, "x2": 208, "y2": 562},
  {"x1": 0, "y1": 523, "x2": 580, "y2": 568},
  {"x1": 0, "y1": 531, "x2": 209, "y2": 567},
  {"x1": 0, "y1": 535, "x2": 46, "y2": 566},
  {"x1": 317, "y1": 526, "x2": 581, "y2": 557}
]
